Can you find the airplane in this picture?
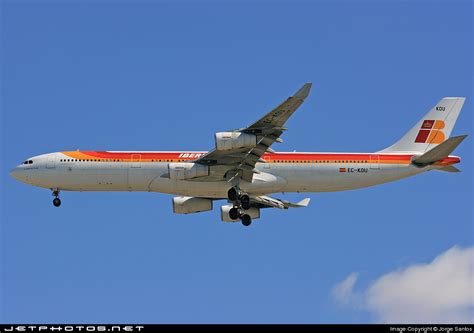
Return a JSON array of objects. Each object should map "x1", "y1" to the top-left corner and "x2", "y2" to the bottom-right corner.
[{"x1": 10, "y1": 83, "x2": 467, "y2": 226}]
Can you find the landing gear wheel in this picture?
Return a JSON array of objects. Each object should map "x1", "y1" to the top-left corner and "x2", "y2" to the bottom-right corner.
[
  {"x1": 228, "y1": 187, "x2": 239, "y2": 201},
  {"x1": 240, "y1": 194, "x2": 251, "y2": 210},
  {"x1": 241, "y1": 214, "x2": 252, "y2": 226},
  {"x1": 53, "y1": 198, "x2": 61, "y2": 207},
  {"x1": 229, "y1": 207, "x2": 240, "y2": 220}
]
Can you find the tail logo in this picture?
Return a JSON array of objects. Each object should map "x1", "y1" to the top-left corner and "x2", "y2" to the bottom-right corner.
[{"x1": 415, "y1": 119, "x2": 445, "y2": 144}]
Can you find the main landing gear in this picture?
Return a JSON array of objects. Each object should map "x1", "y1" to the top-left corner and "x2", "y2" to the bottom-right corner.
[
  {"x1": 227, "y1": 187, "x2": 252, "y2": 227},
  {"x1": 241, "y1": 214, "x2": 252, "y2": 227},
  {"x1": 52, "y1": 189, "x2": 61, "y2": 207}
]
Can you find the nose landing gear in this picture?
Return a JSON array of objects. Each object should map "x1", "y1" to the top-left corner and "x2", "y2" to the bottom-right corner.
[
  {"x1": 53, "y1": 198, "x2": 61, "y2": 207},
  {"x1": 52, "y1": 189, "x2": 61, "y2": 207}
]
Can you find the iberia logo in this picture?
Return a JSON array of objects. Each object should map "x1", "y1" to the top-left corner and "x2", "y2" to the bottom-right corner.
[{"x1": 415, "y1": 120, "x2": 445, "y2": 144}]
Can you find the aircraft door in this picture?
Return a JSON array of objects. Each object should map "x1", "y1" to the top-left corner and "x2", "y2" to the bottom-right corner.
[
  {"x1": 128, "y1": 154, "x2": 148, "y2": 190},
  {"x1": 46, "y1": 156, "x2": 56, "y2": 169},
  {"x1": 131, "y1": 154, "x2": 141, "y2": 168},
  {"x1": 369, "y1": 154, "x2": 380, "y2": 169}
]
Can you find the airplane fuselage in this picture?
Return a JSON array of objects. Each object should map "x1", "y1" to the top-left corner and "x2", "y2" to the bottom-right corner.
[
  {"x1": 11, "y1": 150, "x2": 461, "y2": 198},
  {"x1": 8, "y1": 82, "x2": 466, "y2": 226}
]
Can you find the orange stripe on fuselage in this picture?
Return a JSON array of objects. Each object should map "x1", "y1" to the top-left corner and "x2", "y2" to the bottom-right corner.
[
  {"x1": 264, "y1": 153, "x2": 411, "y2": 164},
  {"x1": 60, "y1": 151, "x2": 461, "y2": 165},
  {"x1": 62, "y1": 151, "x2": 205, "y2": 162}
]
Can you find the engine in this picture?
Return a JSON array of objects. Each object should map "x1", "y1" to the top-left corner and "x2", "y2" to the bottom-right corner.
[
  {"x1": 220, "y1": 204, "x2": 260, "y2": 222},
  {"x1": 168, "y1": 162, "x2": 209, "y2": 180},
  {"x1": 215, "y1": 131, "x2": 257, "y2": 151},
  {"x1": 172, "y1": 196, "x2": 213, "y2": 214}
]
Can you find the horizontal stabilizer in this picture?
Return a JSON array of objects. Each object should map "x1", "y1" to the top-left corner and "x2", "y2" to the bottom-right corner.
[
  {"x1": 412, "y1": 135, "x2": 467, "y2": 165},
  {"x1": 436, "y1": 165, "x2": 461, "y2": 173}
]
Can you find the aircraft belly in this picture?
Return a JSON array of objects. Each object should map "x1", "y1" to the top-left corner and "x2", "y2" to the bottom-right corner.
[
  {"x1": 39, "y1": 166, "x2": 102, "y2": 190},
  {"x1": 127, "y1": 164, "x2": 167, "y2": 191},
  {"x1": 38, "y1": 162, "x2": 426, "y2": 195},
  {"x1": 177, "y1": 181, "x2": 228, "y2": 198},
  {"x1": 148, "y1": 164, "x2": 425, "y2": 197},
  {"x1": 149, "y1": 171, "x2": 287, "y2": 198},
  {"x1": 37, "y1": 164, "x2": 161, "y2": 192},
  {"x1": 269, "y1": 163, "x2": 423, "y2": 193}
]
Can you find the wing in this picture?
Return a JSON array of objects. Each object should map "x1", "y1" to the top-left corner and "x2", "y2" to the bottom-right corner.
[
  {"x1": 250, "y1": 195, "x2": 311, "y2": 209},
  {"x1": 193, "y1": 83, "x2": 312, "y2": 182}
]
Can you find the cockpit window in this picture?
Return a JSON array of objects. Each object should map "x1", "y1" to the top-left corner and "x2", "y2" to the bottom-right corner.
[{"x1": 23, "y1": 160, "x2": 33, "y2": 165}]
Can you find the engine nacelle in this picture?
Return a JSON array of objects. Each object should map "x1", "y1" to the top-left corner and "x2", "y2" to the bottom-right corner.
[
  {"x1": 215, "y1": 131, "x2": 257, "y2": 151},
  {"x1": 168, "y1": 162, "x2": 209, "y2": 180},
  {"x1": 220, "y1": 204, "x2": 260, "y2": 222},
  {"x1": 172, "y1": 196, "x2": 213, "y2": 214}
]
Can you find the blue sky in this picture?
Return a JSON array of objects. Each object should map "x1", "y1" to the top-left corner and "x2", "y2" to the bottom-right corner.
[{"x1": 1, "y1": 0, "x2": 472, "y2": 324}]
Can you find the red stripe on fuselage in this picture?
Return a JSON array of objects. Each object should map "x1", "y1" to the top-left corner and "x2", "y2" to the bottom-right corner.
[
  {"x1": 73, "y1": 151, "x2": 412, "y2": 161},
  {"x1": 63, "y1": 151, "x2": 460, "y2": 165}
]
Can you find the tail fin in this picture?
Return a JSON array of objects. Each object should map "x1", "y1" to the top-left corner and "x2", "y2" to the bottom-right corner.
[{"x1": 380, "y1": 97, "x2": 465, "y2": 153}]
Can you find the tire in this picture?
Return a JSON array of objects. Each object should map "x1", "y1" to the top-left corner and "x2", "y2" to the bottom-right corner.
[
  {"x1": 228, "y1": 187, "x2": 238, "y2": 201},
  {"x1": 53, "y1": 198, "x2": 61, "y2": 207},
  {"x1": 240, "y1": 194, "x2": 251, "y2": 210},
  {"x1": 241, "y1": 214, "x2": 252, "y2": 226},
  {"x1": 229, "y1": 207, "x2": 240, "y2": 220}
]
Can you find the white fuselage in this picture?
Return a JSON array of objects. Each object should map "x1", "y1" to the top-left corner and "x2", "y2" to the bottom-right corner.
[{"x1": 11, "y1": 150, "x2": 459, "y2": 198}]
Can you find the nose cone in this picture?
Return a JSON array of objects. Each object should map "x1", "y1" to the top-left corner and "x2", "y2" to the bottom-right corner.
[
  {"x1": 10, "y1": 167, "x2": 18, "y2": 179},
  {"x1": 10, "y1": 167, "x2": 27, "y2": 183}
]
